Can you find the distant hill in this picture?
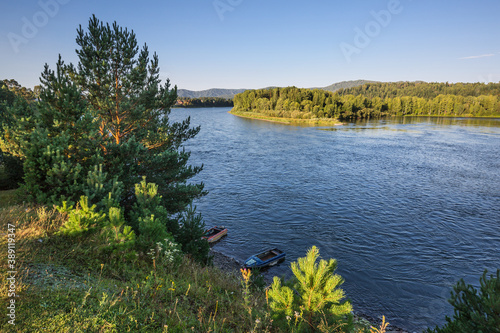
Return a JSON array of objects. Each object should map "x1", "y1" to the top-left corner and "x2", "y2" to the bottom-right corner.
[
  {"x1": 317, "y1": 80, "x2": 378, "y2": 92},
  {"x1": 177, "y1": 81, "x2": 376, "y2": 98},
  {"x1": 177, "y1": 88, "x2": 247, "y2": 99}
]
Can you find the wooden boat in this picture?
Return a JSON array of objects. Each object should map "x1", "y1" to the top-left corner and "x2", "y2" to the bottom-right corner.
[
  {"x1": 202, "y1": 226, "x2": 227, "y2": 243},
  {"x1": 244, "y1": 248, "x2": 286, "y2": 269}
]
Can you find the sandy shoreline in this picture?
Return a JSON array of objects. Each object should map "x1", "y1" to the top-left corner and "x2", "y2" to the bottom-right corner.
[
  {"x1": 209, "y1": 248, "x2": 411, "y2": 333},
  {"x1": 228, "y1": 110, "x2": 344, "y2": 126}
]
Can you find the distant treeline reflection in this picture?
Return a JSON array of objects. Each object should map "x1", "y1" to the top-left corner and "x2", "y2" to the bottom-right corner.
[{"x1": 232, "y1": 82, "x2": 500, "y2": 120}]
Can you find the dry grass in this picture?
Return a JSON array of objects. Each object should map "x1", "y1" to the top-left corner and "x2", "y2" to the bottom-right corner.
[{"x1": 0, "y1": 201, "x2": 274, "y2": 332}]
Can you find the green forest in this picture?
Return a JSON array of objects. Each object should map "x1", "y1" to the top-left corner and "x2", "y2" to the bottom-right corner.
[
  {"x1": 232, "y1": 82, "x2": 500, "y2": 120},
  {"x1": 337, "y1": 81, "x2": 500, "y2": 99},
  {"x1": 175, "y1": 96, "x2": 233, "y2": 108}
]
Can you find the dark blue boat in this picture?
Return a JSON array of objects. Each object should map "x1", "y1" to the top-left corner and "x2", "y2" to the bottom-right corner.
[{"x1": 244, "y1": 248, "x2": 286, "y2": 268}]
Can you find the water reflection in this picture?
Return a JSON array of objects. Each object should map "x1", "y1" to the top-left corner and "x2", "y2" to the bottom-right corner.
[
  {"x1": 350, "y1": 116, "x2": 500, "y2": 127},
  {"x1": 318, "y1": 126, "x2": 421, "y2": 133}
]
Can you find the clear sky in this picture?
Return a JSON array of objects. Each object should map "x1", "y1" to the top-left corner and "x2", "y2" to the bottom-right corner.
[{"x1": 1, "y1": 0, "x2": 499, "y2": 91}]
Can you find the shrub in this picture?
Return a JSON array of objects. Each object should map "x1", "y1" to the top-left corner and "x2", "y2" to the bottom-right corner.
[
  {"x1": 269, "y1": 246, "x2": 353, "y2": 331},
  {"x1": 129, "y1": 177, "x2": 176, "y2": 254},
  {"x1": 57, "y1": 196, "x2": 136, "y2": 259},
  {"x1": 57, "y1": 196, "x2": 107, "y2": 236},
  {"x1": 176, "y1": 205, "x2": 210, "y2": 264},
  {"x1": 426, "y1": 269, "x2": 500, "y2": 333},
  {"x1": 0, "y1": 153, "x2": 23, "y2": 190}
]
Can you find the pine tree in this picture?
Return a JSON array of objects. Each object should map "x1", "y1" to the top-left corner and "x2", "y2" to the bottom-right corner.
[
  {"x1": 427, "y1": 269, "x2": 500, "y2": 333},
  {"x1": 129, "y1": 177, "x2": 174, "y2": 253},
  {"x1": 58, "y1": 196, "x2": 107, "y2": 236},
  {"x1": 25, "y1": 58, "x2": 103, "y2": 204},
  {"x1": 269, "y1": 246, "x2": 352, "y2": 330},
  {"x1": 0, "y1": 81, "x2": 33, "y2": 189},
  {"x1": 2, "y1": 15, "x2": 204, "y2": 213},
  {"x1": 176, "y1": 205, "x2": 210, "y2": 264},
  {"x1": 66, "y1": 15, "x2": 204, "y2": 213},
  {"x1": 1, "y1": 15, "x2": 207, "y2": 260}
]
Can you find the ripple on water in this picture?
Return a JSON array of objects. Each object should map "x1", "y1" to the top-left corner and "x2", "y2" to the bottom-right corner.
[{"x1": 173, "y1": 109, "x2": 500, "y2": 331}]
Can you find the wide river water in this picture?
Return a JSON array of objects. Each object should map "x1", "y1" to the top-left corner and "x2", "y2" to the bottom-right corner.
[{"x1": 170, "y1": 107, "x2": 500, "y2": 331}]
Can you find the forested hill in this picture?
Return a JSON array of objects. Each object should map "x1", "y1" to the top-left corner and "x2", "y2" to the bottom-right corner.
[
  {"x1": 319, "y1": 80, "x2": 378, "y2": 92},
  {"x1": 177, "y1": 81, "x2": 373, "y2": 98},
  {"x1": 232, "y1": 84, "x2": 500, "y2": 120},
  {"x1": 177, "y1": 88, "x2": 247, "y2": 99},
  {"x1": 338, "y1": 81, "x2": 500, "y2": 99}
]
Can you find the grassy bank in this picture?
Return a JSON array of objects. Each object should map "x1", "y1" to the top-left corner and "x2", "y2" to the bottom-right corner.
[
  {"x1": 1, "y1": 189, "x2": 383, "y2": 332},
  {"x1": 229, "y1": 110, "x2": 500, "y2": 127},
  {"x1": 229, "y1": 110, "x2": 343, "y2": 126},
  {"x1": 0, "y1": 193, "x2": 267, "y2": 332},
  {"x1": 0, "y1": 189, "x2": 19, "y2": 209}
]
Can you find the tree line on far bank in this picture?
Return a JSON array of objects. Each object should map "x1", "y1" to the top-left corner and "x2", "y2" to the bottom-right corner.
[
  {"x1": 176, "y1": 97, "x2": 233, "y2": 108},
  {"x1": 337, "y1": 81, "x2": 500, "y2": 99},
  {"x1": 232, "y1": 83, "x2": 500, "y2": 120}
]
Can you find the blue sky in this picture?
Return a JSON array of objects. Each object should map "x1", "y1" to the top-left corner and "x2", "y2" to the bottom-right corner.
[{"x1": 1, "y1": 0, "x2": 499, "y2": 90}]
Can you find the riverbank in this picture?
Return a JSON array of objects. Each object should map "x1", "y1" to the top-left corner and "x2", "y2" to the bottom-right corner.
[
  {"x1": 400, "y1": 114, "x2": 500, "y2": 118},
  {"x1": 229, "y1": 109, "x2": 500, "y2": 126},
  {"x1": 0, "y1": 200, "x2": 391, "y2": 332},
  {"x1": 1, "y1": 186, "x2": 412, "y2": 332},
  {"x1": 0, "y1": 202, "x2": 267, "y2": 332},
  {"x1": 209, "y1": 248, "x2": 411, "y2": 333},
  {"x1": 229, "y1": 110, "x2": 343, "y2": 126}
]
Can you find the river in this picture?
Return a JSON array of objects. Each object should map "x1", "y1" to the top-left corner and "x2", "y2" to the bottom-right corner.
[{"x1": 170, "y1": 107, "x2": 500, "y2": 331}]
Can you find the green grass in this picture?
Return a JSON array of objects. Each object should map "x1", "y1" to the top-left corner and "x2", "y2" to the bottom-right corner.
[
  {"x1": 0, "y1": 189, "x2": 20, "y2": 209},
  {"x1": 0, "y1": 203, "x2": 272, "y2": 332}
]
